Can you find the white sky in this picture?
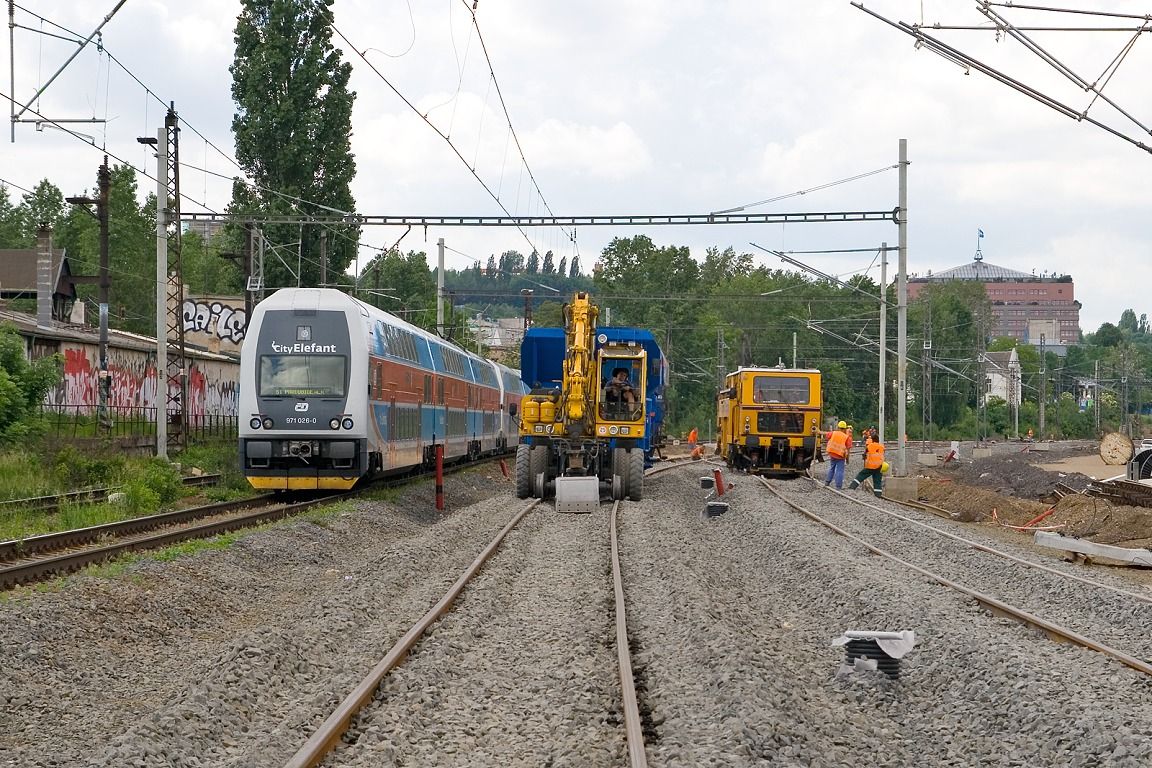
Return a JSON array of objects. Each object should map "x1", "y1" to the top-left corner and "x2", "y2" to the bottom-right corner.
[{"x1": 2, "y1": 1, "x2": 1150, "y2": 333}]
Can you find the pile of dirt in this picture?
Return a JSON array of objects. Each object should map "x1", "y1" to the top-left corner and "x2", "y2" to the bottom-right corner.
[{"x1": 910, "y1": 440, "x2": 1152, "y2": 550}]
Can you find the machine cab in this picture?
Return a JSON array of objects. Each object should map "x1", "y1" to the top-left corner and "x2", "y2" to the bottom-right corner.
[{"x1": 597, "y1": 344, "x2": 646, "y2": 430}]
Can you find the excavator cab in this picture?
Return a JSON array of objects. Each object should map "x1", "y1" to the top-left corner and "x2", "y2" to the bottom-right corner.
[{"x1": 597, "y1": 347, "x2": 646, "y2": 429}]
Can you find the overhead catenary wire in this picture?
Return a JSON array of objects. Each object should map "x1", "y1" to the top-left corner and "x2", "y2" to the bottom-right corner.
[{"x1": 332, "y1": 23, "x2": 541, "y2": 259}]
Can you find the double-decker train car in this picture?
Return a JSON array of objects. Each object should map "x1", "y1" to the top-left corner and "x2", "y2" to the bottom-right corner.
[
  {"x1": 239, "y1": 288, "x2": 526, "y2": 491},
  {"x1": 716, "y1": 364, "x2": 822, "y2": 476}
]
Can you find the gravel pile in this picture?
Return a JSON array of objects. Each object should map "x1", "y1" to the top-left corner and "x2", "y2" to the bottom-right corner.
[
  {"x1": 933, "y1": 452, "x2": 1095, "y2": 498},
  {"x1": 619, "y1": 465, "x2": 1152, "y2": 767}
]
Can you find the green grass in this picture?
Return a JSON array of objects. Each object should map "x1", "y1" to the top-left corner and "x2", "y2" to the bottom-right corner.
[{"x1": 0, "y1": 442, "x2": 250, "y2": 541}]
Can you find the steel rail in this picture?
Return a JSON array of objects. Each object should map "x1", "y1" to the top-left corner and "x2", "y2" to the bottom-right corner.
[
  {"x1": 0, "y1": 493, "x2": 346, "y2": 589},
  {"x1": 816, "y1": 479, "x2": 1152, "y2": 606},
  {"x1": 610, "y1": 500, "x2": 649, "y2": 768},
  {"x1": 758, "y1": 477, "x2": 1152, "y2": 677},
  {"x1": 282, "y1": 499, "x2": 540, "y2": 768},
  {"x1": 0, "y1": 473, "x2": 222, "y2": 515},
  {"x1": 0, "y1": 494, "x2": 277, "y2": 562}
]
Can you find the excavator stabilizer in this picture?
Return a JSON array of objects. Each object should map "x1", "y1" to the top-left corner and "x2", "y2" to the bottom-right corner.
[{"x1": 554, "y1": 476, "x2": 600, "y2": 513}]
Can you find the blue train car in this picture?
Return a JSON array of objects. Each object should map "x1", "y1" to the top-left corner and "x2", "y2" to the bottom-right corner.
[{"x1": 520, "y1": 326, "x2": 667, "y2": 463}]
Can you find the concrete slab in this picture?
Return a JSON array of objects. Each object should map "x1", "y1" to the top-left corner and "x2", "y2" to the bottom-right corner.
[
  {"x1": 917, "y1": 453, "x2": 937, "y2": 467},
  {"x1": 1034, "y1": 531, "x2": 1152, "y2": 566},
  {"x1": 883, "y1": 476, "x2": 919, "y2": 502},
  {"x1": 972, "y1": 447, "x2": 993, "y2": 459}
]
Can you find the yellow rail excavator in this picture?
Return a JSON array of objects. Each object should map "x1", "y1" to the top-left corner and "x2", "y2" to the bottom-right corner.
[{"x1": 515, "y1": 292, "x2": 652, "y2": 512}]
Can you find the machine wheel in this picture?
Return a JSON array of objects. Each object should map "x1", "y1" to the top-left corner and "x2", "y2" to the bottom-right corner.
[
  {"x1": 627, "y1": 450, "x2": 644, "y2": 501},
  {"x1": 515, "y1": 444, "x2": 532, "y2": 499},
  {"x1": 529, "y1": 446, "x2": 549, "y2": 498},
  {"x1": 611, "y1": 473, "x2": 625, "y2": 501}
]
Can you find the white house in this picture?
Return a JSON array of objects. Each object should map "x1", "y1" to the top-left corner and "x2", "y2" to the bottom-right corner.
[{"x1": 981, "y1": 349, "x2": 1021, "y2": 407}]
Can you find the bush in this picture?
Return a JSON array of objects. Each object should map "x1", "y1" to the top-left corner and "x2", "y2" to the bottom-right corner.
[
  {"x1": 52, "y1": 445, "x2": 126, "y2": 488},
  {"x1": 134, "y1": 458, "x2": 184, "y2": 505}
]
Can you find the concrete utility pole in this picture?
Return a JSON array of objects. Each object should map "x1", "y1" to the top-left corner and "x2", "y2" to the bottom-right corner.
[
  {"x1": 1038, "y1": 333, "x2": 1046, "y2": 437},
  {"x1": 138, "y1": 129, "x2": 166, "y2": 456},
  {"x1": 896, "y1": 139, "x2": 909, "y2": 476},
  {"x1": 878, "y1": 241, "x2": 888, "y2": 445},
  {"x1": 319, "y1": 228, "x2": 327, "y2": 287},
  {"x1": 436, "y1": 237, "x2": 445, "y2": 336},
  {"x1": 66, "y1": 157, "x2": 111, "y2": 428}
]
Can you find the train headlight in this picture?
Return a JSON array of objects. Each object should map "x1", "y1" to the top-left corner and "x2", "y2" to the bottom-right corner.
[
  {"x1": 619, "y1": 427, "x2": 630, "y2": 435},
  {"x1": 261, "y1": 417, "x2": 274, "y2": 430},
  {"x1": 329, "y1": 418, "x2": 341, "y2": 429},
  {"x1": 609, "y1": 426, "x2": 619, "y2": 435},
  {"x1": 341, "y1": 417, "x2": 354, "y2": 430},
  {"x1": 250, "y1": 417, "x2": 262, "y2": 430},
  {"x1": 534, "y1": 425, "x2": 545, "y2": 433},
  {"x1": 598, "y1": 426, "x2": 607, "y2": 435}
]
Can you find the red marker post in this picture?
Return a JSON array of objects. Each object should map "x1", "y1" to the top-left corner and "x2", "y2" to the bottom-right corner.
[{"x1": 712, "y1": 468, "x2": 726, "y2": 496}]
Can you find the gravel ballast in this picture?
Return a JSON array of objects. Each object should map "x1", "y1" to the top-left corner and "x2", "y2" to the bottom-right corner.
[
  {"x1": 620, "y1": 465, "x2": 1152, "y2": 767},
  {"x1": 6, "y1": 460, "x2": 1152, "y2": 767}
]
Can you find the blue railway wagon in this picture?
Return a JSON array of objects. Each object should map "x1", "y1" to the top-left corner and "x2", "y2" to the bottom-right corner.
[
  {"x1": 239, "y1": 288, "x2": 526, "y2": 491},
  {"x1": 520, "y1": 326, "x2": 667, "y2": 462}
]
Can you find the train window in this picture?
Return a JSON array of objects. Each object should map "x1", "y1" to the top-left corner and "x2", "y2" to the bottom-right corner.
[
  {"x1": 259, "y1": 355, "x2": 347, "y2": 397},
  {"x1": 424, "y1": 375, "x2": 432, "y2": 403},
  {"x1": 752, "y1": 376, "x2": 810, "y2": 404},
  {"x1": 757, "y1": 412, "x2": 806, "y2": 433}
]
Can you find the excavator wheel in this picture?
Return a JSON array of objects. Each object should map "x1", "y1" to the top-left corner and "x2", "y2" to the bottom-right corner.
[
  {"x1": 529, "y1": 446, "x2": 549, "y2": 498},
  {"x1": 514, "y1": 444, "x2": 532, "y2": 499},
  {"x1": 611, "y1": 473, "x2": 625, "y2": 501},
  {"x1": 627, "y1": 449, "x2": 644, "y2": 501}
]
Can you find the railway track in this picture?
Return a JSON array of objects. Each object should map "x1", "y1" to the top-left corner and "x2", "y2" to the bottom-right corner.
[
  {"x1": 760, "y1": 476, "x2": 1152, "y2": 677},
  {"x1": 0, "y1": 454, "x2": 524, "y2": 590},
  {"x1": 0, "y1": 492, "x2": 346, "y2": 589},
  {"x1": 278, "y1": 465, "x2": 677, "y2": 767},
  {"x1": 0, "y1": 472, "x2": 222, "y2": 515}
]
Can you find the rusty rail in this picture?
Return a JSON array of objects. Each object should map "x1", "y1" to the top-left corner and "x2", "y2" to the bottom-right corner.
[
  {"x1": 761, "y1": 477, "x2": 1152, "y2": 678},
  {"x1": 282, "y1": 499, "x2": 540, "y2": 768},
  {"x1": 611, "y1": 499, "x2": 649, "y2": 768}
]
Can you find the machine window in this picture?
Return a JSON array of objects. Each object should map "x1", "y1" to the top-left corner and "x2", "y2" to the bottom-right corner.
[
  {"x1": 259, "y1": 355, "x2": 347, "y2": 397},
  {"x1": 752, "y1": 376, "x2": 810, "y2": 404},
  {"x1": 757, "y1": 412, "x2": 806, "y2": 433}
]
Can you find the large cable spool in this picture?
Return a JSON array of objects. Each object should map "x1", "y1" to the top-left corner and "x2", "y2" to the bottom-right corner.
[{"x1": 1099, "y1": 432, "x2": 1134, "y2": 466}]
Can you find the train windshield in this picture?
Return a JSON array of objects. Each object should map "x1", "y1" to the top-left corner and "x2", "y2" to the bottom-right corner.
[
  {"x1": 259, "y1": 355, "x2": 347, "y2": 397},
  {"x1": 752, "y1": 376, "x2": 810, "y2": 404}
]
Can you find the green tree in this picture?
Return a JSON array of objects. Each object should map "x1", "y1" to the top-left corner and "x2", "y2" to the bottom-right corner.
[
  {"x1": 1093, "y1": 323, "x2": 1122, "y2": 347},
  {"x1": 58, "y1": 164, "x2": 157, "y2": 336},
  {"x1": 569, "y1": 255, "x2": 582, "y2": 279},
  {"x1": 1119, "y1": 309, "x2": 1139, "y2": 334},
  {"x1": 19, "y1": 180, "x2": 66, "y2": 239},
  {"x1": 0, "y1": 323, "x2": 61, "y2": 440},
  {"x1": 231, "y1": 0, "x2": 357, "y2": 290},
  {"x1": 0, "y1": 186, "x2": 26, "y2": 247},
  {"x1": 525, "y1": 250, "x2": 540, "y2": 274},
  {"x1": 541, "y1": 250, "x2": 555, "y2": 275}
]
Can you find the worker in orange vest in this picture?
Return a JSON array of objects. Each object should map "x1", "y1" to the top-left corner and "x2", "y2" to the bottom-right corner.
[
  {"x1": 824, "y1": 420, "x2": 852, "y2": 489},
  {"x1": 688, "y1": 427, "x2": 698, "y2": 447},
  {"x1": 849, "y1": 437, "x2": 886, "y2": 498}
]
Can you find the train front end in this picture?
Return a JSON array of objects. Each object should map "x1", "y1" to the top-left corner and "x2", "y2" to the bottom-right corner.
[{"x1": 239, "y1": 289, "x2": 368, "y2": 491}]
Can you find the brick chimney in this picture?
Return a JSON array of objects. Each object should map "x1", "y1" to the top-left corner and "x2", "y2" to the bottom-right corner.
[{"x1": 36, "y1": 223, "x2": 53, "y2": 329}]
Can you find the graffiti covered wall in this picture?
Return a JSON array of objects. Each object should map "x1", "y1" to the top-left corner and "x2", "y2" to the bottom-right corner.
[
  {"x1": 176, "y1": 294, "x2": 247, "y2": 354},
  {"x1": 54, "y1": 342, "x2": 239, "y2": 420}
]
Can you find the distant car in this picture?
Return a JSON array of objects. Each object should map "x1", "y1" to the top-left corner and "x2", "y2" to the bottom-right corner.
[{"x1": 1139, "y1": 439, "x2": 1152, "y2": 453}]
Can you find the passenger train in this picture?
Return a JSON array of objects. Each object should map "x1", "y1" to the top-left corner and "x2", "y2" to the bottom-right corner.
[{"x1": 239, "y1": 288, "x2": 527, "y2": 491}]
